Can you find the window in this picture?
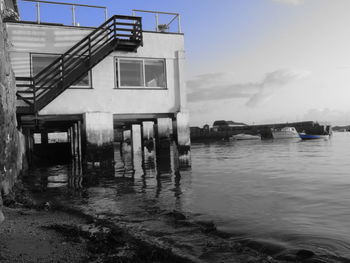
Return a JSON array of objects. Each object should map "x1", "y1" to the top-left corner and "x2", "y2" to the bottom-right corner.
[
  {"x1": 116, "y1": 58, "x2": 166, "y2": 89},
  {"x1": 31, "y1": 54, "x2": 91, "y2": 88},
  {"x1": 48, "y1": 132, "x2": 68, "y2": 143},
  {"x1": 33, "y1": 133, "x2": 41, "y2": 144},
  {"x1": 119, "y1": 60, "x2": 144, "y2": 87}
]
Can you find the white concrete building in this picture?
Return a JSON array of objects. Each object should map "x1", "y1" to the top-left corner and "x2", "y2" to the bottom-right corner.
[{"x1": 5, "y1": 2, "x2": 190, "y2": 168}]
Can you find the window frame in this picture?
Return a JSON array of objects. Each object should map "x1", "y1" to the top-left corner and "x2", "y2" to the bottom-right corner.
[
  {"x1": 114, "y1": 57, "x2": 167, "y2": 90},
  {"x1": 30, "y1": 52, "x2": 93, "y2": 89}
]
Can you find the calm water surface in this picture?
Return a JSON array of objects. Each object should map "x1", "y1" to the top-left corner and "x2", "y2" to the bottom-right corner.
[
  {"x1": 26, "y1": 132, "x2": 350, "y2": 260},
  {"x1": 188, "y1": 133, "x2": 350, "y2": 258}
]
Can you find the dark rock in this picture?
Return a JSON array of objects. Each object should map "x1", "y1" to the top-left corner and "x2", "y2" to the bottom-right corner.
[
  {"x1": 296, "y1": 249, "x2": 315, "y2": 260},
  {"x1": 241, "y1": 239, "x2": 286, "y2": 256},
  {"x1": 196, "y1": 220, "x2": 217, "y2": 233},
  {"x1": 275, "y1": 252, "x2": 298, "y2": 261},
  {"x1": 166, "y1": 210, "x2": 186, "y2": 220}
]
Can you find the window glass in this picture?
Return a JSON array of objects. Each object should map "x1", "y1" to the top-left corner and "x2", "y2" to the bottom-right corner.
[
  {"x1": 32, "y1": 55, "x2": 58, "y2": 76},
  {"x1": 67, "y1": 57, "x2": 90, "y2": 87},
  {"x1": 145, "y1": 60, "x2": 166, "y2": 88},
  {"x1": 31, "y1": 54, "x2": 90, "y2": 88},
  {"x1": 119, "y1": 59, "x2": 144, "y2": 87},
  {"x1": 117, "y1": 58, "x2": 166, "y2": 88}
]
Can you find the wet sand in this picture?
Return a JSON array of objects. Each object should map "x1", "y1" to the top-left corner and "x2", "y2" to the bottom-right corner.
[
  {"x1": 0, "y1": 183, "x2": 196, "y2": 263},
  {"x1": 0, "y1": 182, "x2": 285, "y2": 263},
  {"x1": 1, "y1": 179, "x2": 338, "y2": 263},
  {"x1": 0, "y1": 205, "x2": 200, "y2": 263},
  {"x1": 0, "y1": 207, "x2": 87, "y2": 262}
]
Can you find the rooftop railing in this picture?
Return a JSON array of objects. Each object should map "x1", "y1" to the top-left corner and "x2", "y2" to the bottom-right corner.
[
  {"x1": 21, "y1": 0, "x2": 108, "y2": 26},
  {"x1": 17, "y1": 1, "x2": 182, "y2": 33},
  {"x1": 132, "y1": 9, "x2": 181, "y2": 33}
]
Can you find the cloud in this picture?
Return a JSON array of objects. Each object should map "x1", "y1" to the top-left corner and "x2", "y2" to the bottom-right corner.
[
  {"x1": 187, "y1": 69, "x2": 310, "y2": 107},
  {"x1": 187, "y1": 72, "x2": 258, "y2": 102},
  {"x1": 246, "y1": 69, "x2": 310, "y2": 107},
  {"x1": 271, "y1": 0, "x2": 305, "y2": 5}
]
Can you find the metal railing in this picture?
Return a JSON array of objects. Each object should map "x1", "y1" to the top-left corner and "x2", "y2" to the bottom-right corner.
[
  {"x1": 21, "y1": 0, "x2": 108, "y2": 26},
  {"x1": 132, "y1": 9, "x2": 181, "y2": 33}
]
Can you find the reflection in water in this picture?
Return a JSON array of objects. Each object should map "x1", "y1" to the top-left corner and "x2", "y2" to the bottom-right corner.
[
  {"x1": 68, "y1": 161, "x2": 83, "y2": 189},
  {"x1": 23, "y1": 133, "x2": 350, "y2": 262}
]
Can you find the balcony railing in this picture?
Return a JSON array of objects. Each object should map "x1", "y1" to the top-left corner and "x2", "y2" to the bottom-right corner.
[
  {"x1": 17, "y1": 1, "x2": 182, "y2": 33},
  {"x1": 132, "y1": 9, "x2": 181, "y2": 33},
  {"x1": 20, "y1": 0, "x2": 108, "y2": 26}
]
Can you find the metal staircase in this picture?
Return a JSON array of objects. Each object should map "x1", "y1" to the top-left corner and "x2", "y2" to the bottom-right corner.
[{"x1": 16, "y1": 15, "x2": 142, "y2": 115}]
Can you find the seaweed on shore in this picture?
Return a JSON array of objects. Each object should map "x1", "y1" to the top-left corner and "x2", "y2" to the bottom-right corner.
[{"x1": 45, "y1": 221, "x2": 196, "y2": 263}]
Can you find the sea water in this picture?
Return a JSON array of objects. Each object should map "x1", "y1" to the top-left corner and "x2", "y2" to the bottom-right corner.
[{"x1": 25, "y1": 132, "x2": 350, "y2": 260}]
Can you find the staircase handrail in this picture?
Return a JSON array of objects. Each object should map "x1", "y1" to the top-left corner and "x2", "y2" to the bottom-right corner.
[{"x1": 34, "y1": 15, "x2": 141, "y2": 83}]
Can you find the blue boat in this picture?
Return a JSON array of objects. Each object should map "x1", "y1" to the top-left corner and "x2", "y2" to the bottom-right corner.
[{"x1": 299, "y1": 133, "x2": 329, "y2": 140}]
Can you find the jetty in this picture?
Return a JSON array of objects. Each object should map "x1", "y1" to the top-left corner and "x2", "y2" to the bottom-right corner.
[{"x1": 191, "y1": 121, "x2": 332, "y2": 141}]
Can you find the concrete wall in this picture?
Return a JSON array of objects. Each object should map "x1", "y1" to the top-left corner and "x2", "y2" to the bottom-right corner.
[
  {"x1": 0, "y1": 8, "x2": 26, "y2": 223},
  {"x1": 6, "y1": 23, "x2": 92, "y2": 77},
  {"x1": 6, "y1": 22, "x2": 186, "y2": 116}
]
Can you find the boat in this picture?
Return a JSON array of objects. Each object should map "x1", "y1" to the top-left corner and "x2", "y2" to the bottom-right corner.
[
  {"x1": 271, "y1": 127, "x2": 299, "y2": 139},
  {"x1": 231, "y1": 134, "x2": 261, "y2": 140},
  {"x1": 299, "y1": 133, "x2": 330, "y2": 140}
]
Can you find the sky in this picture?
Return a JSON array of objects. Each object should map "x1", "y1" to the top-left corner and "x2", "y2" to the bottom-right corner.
[{"x1": 18, "y1": 0, "x2": 350, "y2": 126}]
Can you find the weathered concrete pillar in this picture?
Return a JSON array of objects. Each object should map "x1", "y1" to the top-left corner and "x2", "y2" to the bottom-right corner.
[
  {"x1": 131, "y1": 124, "x2": 142, "y2": 157},
  {"x1": 141, "y1": 121, "x2": 156, "y2": 176},
  {"x1": 72, "y1": 122, "x2": 82, "y2": 164},
  {"x1": 69, "y1": 127, "x2": 74, "y2": 159},
  {"x1": 155, "y1": 118, "x2": 172, "y2": 175},
  {"x1": 131, "y1": 124, "x2": 143, "y2": 177},
  {"x1": 170, "y1": 140, "x2": 179, "y2": 173},
  {"x1": 77, "y1": 121, "x2": 82, "y2": 164},
  {"x1": 175, "y1": 50, "x2": 191, "y2": 168},
  {"x1": 82, "y1": 112, "x2": 114, "y2": 166},
  {"x1": 120, "y1": 129, "x2": 133, "y2": 175},
  {"x1": 142, "y1": 121, "x2": 156, "y2": 156},
  {"x1": 157, "y1": 118, "x2": 171, "y2": 139},
  {"x1": 67, "y1": 128, "x2": 72, "y2": 158},
  {"x1": 173, "y1": 111, "x2": 191, "y2": 168},
  {"x1": 24, "y1": 129, "x2": 34, "y2": 166},
  {"x1": 73, "y1": 123, "x2": 79, "y2": 162},
  {"x1": 41, "y1": 131, "x2": 48, "y2": 145}
]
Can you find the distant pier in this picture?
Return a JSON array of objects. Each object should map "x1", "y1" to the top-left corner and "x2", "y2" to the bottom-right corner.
[{"x1": 191, "y1": 121, "x2": 332, "y2": 141}]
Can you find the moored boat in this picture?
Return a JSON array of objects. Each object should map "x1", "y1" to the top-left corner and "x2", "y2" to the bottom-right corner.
[
  {"x1": 272, "y1": 127, "x2": 299, "y2": 139},
  {"x1": 231, "y1": 134, "x2": 261, "y2": 140},
  {"x1": 299, "y1": 133, "x2": 330, "y2": 140}
]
